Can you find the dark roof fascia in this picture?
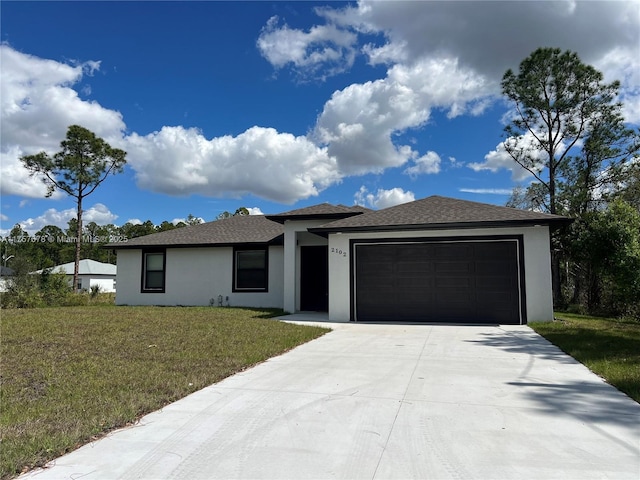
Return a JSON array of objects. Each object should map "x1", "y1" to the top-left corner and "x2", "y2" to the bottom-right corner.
[
  {"x1": 104, "y1": 235, "x2": 284, "y2": 250},
  {"x1": 265, "y1": 212, "x2": 363, "y2": 224},
  {"x1": 308, "y1": 218, "x2": 574, "y2": 236}
]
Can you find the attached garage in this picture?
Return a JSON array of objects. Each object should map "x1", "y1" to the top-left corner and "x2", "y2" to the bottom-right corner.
[
  {"x1": 310, "y1": 196, "x2": 572, "y2": 324},
  {"x1": 353, "y1": 237, "x2": 524, "y2": 324}
]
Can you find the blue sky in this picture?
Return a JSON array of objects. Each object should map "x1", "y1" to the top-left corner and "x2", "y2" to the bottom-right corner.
[{"x1": 1, "y1": 1, "x2": 639, "y2": 235}]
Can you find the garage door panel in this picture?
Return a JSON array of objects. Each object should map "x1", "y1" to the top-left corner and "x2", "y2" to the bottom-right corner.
[
  {"x1": 355, "y1": 240, "x2": 523, "y2": 324},
  {"x1": 396, "y1": 262, "x2": 433, "y2": 274},
  {"x1": 435, "y1": 277, "x2": 473, "y2": 288},
  {"x1": 435, "y1": 261, "x2": 474, "y2": 274},
  {"x1": 434, "y1": 244, "x2": 473, "y2": 258},
  {"x1": 476, "y1": 260, "x2": 513, "y2": 275}
]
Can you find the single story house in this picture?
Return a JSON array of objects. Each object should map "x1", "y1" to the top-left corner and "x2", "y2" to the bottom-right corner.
[
  {"x1": 107, "y1": 196, "x2": 571, "y2": 324},
  {"x1": 35, "y1": 259, "x2": 117, "y2": 292}
]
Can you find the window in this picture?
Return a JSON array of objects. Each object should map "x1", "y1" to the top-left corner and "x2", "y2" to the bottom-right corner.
[
  {"x1": 142, "y1": 250, "x2": 165, "y2": 292},
  {"x1": 234, "y1": 248, "x2": 268, "y2": 291}
]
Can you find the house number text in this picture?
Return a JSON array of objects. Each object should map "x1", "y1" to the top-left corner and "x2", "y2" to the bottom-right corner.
[{"x1": 331, "y1": 247, "x2": 347, "y2": 257}]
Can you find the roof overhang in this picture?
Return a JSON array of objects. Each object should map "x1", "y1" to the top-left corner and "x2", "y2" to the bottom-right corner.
[
  {"x1": 308, "y1": 218, "x2": 574, "y2": 237},
  {"x1": 265, "y1": 213, "x2": 363, "y2": 224},
  {"x1": 104, "y1": 234, "x2": 284, "y2": 250}
]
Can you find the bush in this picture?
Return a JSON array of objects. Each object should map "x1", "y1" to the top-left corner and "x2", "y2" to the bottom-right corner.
[{"x1": 0, "y1": 260, "x2": 73, "y2": 308}]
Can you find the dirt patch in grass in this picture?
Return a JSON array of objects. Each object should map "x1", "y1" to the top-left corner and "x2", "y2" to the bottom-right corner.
[
  {"x1": 0, "y1": 306, "x2": 329, "y2": 479},
  {"x1": 530, "y1": 312, "x2": 640, "y2": 404}
]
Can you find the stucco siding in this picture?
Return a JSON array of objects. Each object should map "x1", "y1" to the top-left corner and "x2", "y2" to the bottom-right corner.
[
  {"x1": 282, "y1": 220, "x2": 329, "y2": 313},
  {"x1": 116, "y1": 246, "x2": 284, "y2": 308},
  {"x1": 328, "y1": 226, "x2": 554, "y2": 323}
]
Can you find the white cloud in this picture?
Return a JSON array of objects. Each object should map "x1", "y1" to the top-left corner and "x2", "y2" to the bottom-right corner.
[
  {"x1": 354, "y1": 186, "x2": 415, "y2": 209},
  {"x1": 459, "y1": 188, "x2": 513, "y2": 195},
  {"x1": 246, "y1": 207, "x2": 264, "y2": 215},
  {"x1": 313, "y1": 56, "x2": 493, "y2": 175},
  {"x1": 125, "y1": 218, "x2": 143, "y2": 226},
  {"x1": 469, "y1": 134, "x2": 548, "y2": 182},
  {"x1": 404, "y1": 151, "x2": 441, "y2": 178},
  {"x1": 448, "y1": 156, "x2": 464, "y2": 169},
  {"x1": 593, "y1": 46, "x2": 640, "y2": 124},
  {"x1": 263, "y1": 1, "x2": 639, "y2": 124},
  {"x1": 0, "y1": 213, "x2": 8, "y2": 222},
  {"x1": 340, "y1": 0, "x2": 640, "y2": 84},
  {"x1": 125, "y1": 125, "x2": 341, "y2": 204},
  {"x1": 16, "y1": 203, "x2": 118, "y2": 235},
  {"x1": 1, "y1": 45, "x2": 343, "y2": 205},
  {"x1": 257, "y1": 15, "x2": 357, "y2": 81},
  {"x1": 0, "y1": 44, "x2": 125, "y2": 198}
]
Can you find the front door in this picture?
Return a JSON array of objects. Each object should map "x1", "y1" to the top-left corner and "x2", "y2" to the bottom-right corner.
[{"x1": 300, "y1": 246, "x2": 328, "y2": 311}]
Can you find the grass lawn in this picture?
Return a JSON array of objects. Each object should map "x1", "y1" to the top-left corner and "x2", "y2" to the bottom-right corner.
[
  {"x1": 0, "y1": 306, "x2": 329, "y2": 480},
  {"x1": 530, "y1": 312, "x2": 640, "y2": 404}
]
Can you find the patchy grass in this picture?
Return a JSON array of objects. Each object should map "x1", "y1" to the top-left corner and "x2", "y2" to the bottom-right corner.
[
  {"x1": 0, "y1": 306, "x2": 329, "y2": 479},
  {"x1": 530, "y1": 312, "x2": 640, "y2": 403}
]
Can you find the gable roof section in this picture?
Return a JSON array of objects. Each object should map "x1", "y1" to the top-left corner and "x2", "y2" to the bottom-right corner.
[
  {"x1": 310, "y1": 196, "x2": 572, "y2": 234},
  {"x1": 35, "y1": 259, "x2": 117, "y2": 275},
  {"x1": 107, "y1": 215, "x2": 284, "y2": 249},
  {"x1": 266, "y1": 203, "x2": 371, "y2": 223}
]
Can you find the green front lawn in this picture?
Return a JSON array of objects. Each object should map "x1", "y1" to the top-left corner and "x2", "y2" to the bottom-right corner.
[
  {"x1": 0, "y1": 306, "x2": 329, "y2": 480},
  {"x1": 530, "y1": 312, "x2": 640, "y2": 403}
]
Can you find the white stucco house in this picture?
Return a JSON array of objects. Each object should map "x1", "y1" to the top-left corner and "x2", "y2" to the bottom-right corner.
[
  {"x1": 35, "y1": 259, "x2": 117, "y2": 292},
  {"x1": 107, "y1": 196, "x2": 571, "y2": 324},
  {"x1": 0, "y1": 266, "x2": 15, "y2": 292}
]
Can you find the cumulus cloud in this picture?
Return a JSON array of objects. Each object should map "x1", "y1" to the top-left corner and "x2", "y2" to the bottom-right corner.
[
  {"x1": 264, "y1": 1, "x2": 639, "y2": 124},
  {"x1": 0, "y1": 45, "x2": 343, "y2": 205},
  {"x1": 354, "y1": 186, "x2": 415, "y2": 209},
  {"x1": 341, "y1": 0, "x2": 640, "y2": 83},
  {"x1": 0, "y1": 44, "x2": 125, "y2": 198},
  {"x1": 246, "y1": 207, "x2": 264, "y2": 215},
  {"x1": 404, "y1": 151, "x2": 442, "y2": 178},
  {"x1": 313, "y1": 56, "x2": 493, "y2": 175},
  {"x1": 16, "y1": 203, "x2": 118, "y2": 235},
  {"x1": 257, "y1": 15, "x2": 357, "y2": 81},
  {"x1": 125, "y1": 125, "x2": 341, "y2": 204},
  {"x1": 468, "y1": 134, "x2": 548, "y2": 182}
]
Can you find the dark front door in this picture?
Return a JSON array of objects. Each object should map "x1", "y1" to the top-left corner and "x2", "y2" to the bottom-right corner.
[
  {"x1": 300, "y1": 246, "x2": 328, "y2": 311},
  {"x1": 355, "y1": 240, "x2": 523, "y2": 324}
]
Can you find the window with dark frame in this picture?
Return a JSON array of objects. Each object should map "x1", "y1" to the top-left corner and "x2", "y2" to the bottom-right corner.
[
  {"x1": 234, "y1": 248, "x2": 268, "y2": 291},
  {"x1": 142, "y1": 250, "x2": 165, "y2": 292}
]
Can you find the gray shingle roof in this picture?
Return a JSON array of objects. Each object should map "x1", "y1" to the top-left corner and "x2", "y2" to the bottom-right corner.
[
  {"x1": 107, "y1": 215, "x2": 284, "y2": 249},
  {"x1": 266, "y1": 203, "x2": 371, "y2": 223},
  {"x1": 108, "y1": 197, "x2": 571, "y2": 249},
  {"x1": 310, "y1": 196, "x2": 572, "y2": 233}
]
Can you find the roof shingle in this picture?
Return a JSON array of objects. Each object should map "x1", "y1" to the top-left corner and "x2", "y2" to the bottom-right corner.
[
  {"x1": 265, "y1": 203, "x2": 371, "y2": 223},
  {"x1": 107, "y1": 215, "x2": 283, "y2": 249},
  {"x1": 310, "y1": 196, "x2": 572, "y2": 232}
]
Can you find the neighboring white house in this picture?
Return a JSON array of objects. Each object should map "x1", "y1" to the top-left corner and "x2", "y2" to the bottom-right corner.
[
  {"x1": 0, "y1": 266, "x2": 15, "y2": 292},
  {"x1": 35, "y1": 259, "x2": 117, "y2": 292},
  {"x1": 107, "y1": 196, "x2": 572, "y2": 324}
]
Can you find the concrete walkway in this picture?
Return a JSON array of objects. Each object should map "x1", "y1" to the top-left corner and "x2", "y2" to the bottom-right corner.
[{"x1": 23, "y1": 321, "x2": 639, "y2": 479}]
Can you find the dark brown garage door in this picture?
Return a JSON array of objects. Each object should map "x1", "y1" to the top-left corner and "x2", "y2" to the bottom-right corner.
[{"x1": 354, "y1": 240, "x2": 524, "y2": 324}]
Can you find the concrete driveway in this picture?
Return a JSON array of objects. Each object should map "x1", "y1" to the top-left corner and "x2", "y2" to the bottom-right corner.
[{"x1": 23, "y1": 320, "x2": 639, "y2": 479}]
